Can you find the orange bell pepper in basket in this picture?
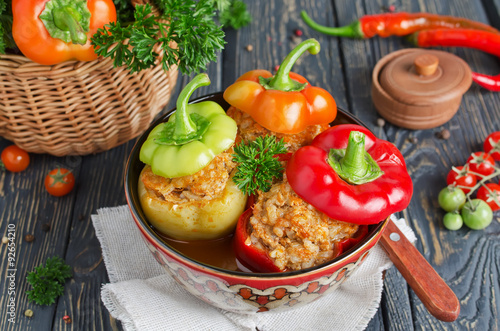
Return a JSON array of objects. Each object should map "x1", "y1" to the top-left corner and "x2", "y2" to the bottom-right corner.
[{"x1": 12, "y1": 0, "x2": 116, "y2": 65}]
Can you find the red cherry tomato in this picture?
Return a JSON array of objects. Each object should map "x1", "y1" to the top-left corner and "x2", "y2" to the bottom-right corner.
[
  {"x1": 1, "y1": 145, "x2": 30, "y2": 172},
  {"x1": 483, "y1": 132, "x2": 500, "y2": 161},
  {"x1": 446, "y1": 165, "x2": 477, "y2": 194},
  {"x1": 467, "y1": 152, "x2": 495, "y2": 178},
  {"x1": 477, "y1": 183, "x2": 500, "y2": 211},
  {"x1": 44, "y1": 168, "x2": 75, "y2": 197}
]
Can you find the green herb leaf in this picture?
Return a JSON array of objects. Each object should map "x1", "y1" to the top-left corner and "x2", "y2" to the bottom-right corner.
[
  {"x1": 26, "y1": 256, "x2": 72, "y2": 306},
  {"x1": 92, "y1": 0, "x2": 226, "y2": 75},
  {"x1": 218, "y1": 0, "x2": 251, "y2": 30},
  {"x1": 0, "y1": 0, "x2": 14, "y2": 54},
  {"x1": 232, "y1": 136, "x2": 287, "y2": 195}
]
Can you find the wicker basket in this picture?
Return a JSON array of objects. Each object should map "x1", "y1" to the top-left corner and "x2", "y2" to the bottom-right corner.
[{"x1": 0, "y1": 0, "x2": 178, "y2": 156}]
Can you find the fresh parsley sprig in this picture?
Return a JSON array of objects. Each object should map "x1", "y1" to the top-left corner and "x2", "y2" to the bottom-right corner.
[
  {"x1": 218, "y1": 0, "x2": 252, "y2": 30},
  {"x1": 26, "y1": 256, "x2": 72, "y2": 306},
  {"x1": 92, "y1": 0, "x2": 226, "y2": 75},
  {"x1": 232, "y1": 136, "x2": 288, "y2": 195}
]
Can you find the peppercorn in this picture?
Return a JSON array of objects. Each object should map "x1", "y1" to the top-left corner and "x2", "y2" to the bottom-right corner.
[
  {"x1": 41, "y1": 223, "x2": 51, "y2": 232},
  {"x1": 24, "y1": 309, "x2": 34, "y2": 318},
  {"x1": 408, "y1": 136, "x2": 418, "y2": 144},
  {"x1": 245, "y1": 44, "x2": 253, "y2": 52},
  {"x1": 436, "y1": 128, "x2": 451, "y2": 140},
  {"x1": 376, "y1": 118, "x2": 386, "y2": 127},
  {"x1": 24, "y1": 234, "x2": 35, "y2": 242},
  {"x1": 294, "y1": 29, "x2": 303, "y2": 37},
  {"x1": 63, "y1": 315, "x2": 72, "y2": 324},
  {"x1": 274, "y1": 65, "x2": 280, "y2": 71}
]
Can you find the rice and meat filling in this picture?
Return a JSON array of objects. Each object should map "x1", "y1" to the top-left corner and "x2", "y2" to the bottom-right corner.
[
  {"x1": 227, "y1": 106, "x2": 329, "y2": 152},
  {"x1": 141, "y1": 152, "x2": 236, "y2": 204},
  {"x1": 248, "y1": 176, "x2": 359, "y2": 271}
]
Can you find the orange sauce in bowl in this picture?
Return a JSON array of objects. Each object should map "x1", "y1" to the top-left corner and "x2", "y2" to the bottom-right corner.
[{"x1": 156, "y1": 230, "x2": 240, "y2": 271}]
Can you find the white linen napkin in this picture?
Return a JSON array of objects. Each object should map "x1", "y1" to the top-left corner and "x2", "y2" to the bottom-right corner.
[{"x1": 92, "y1": 205, "x2": 416, "y2": 331}]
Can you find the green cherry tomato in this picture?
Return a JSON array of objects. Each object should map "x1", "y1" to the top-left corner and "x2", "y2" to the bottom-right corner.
[
  {"x1": 438, "y1": 186, "x2": 466, "y2": 212},
  {"x1": 443, "y1": 212, "x2": 463, "y2": 231},
  {"x1": 461, "y1": 199, "x2": 493, "y2": 230}
]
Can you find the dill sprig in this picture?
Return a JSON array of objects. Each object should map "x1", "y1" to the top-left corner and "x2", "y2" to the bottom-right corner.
[
  {"x1": 26, "y1": 256, "x2": 72, "y2": 306},
  {"x1": 92, "y1": 0, "x2": 226, "y2": 75},
  {"x1": 232, "y1": 136, "x2": 287, "y2": 195}
]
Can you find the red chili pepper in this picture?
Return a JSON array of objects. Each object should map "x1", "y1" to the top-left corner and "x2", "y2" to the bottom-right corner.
[
  {"x1": 286, "y1": 124, "x2": 413, "y2": 225},
  {"x1": 410, "y1": 29, "x2": 500, "y2": 91},
  {"x1": 301, "y1": 11, "x2": 499, "y2": 39}
]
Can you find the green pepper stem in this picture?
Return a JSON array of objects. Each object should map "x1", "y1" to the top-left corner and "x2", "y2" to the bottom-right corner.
[
  {"x1": 341, "y1": 131, "x2": 368, "y2": 177},
  {"x1": 52, "y1": 6, "x2": 88, "y2": 45},
  {"x1": 300, "y1": 10, "x2": 364, "y2": 39},
  {"x1": 174, "y1": 73, "x2": 211, "y2": 140},
  {"x1": 327, "y1": 131, "x2": 384, "y2": 185},
  {"x1": 263, "y1": 38, "x2": 320, "y2": 92}
]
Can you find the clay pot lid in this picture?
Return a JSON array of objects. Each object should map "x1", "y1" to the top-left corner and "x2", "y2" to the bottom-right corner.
[{"x1": 378, "y1": 49, "x2": 472, "y2": 106}]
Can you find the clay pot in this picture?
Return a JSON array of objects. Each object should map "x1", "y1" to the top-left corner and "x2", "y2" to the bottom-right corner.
[{"x1": 372, "y1": 49, "x2": 472, "y2": 130}]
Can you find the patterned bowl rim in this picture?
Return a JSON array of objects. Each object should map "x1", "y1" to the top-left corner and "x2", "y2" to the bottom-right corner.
[{"x1": 125, "y1": 92, "x2": 389, "y2": 280}]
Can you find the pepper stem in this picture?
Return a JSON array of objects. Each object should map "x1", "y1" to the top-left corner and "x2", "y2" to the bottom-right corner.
[
  {"x1": 39, "y1": 0, "x2": 91, "y2": 45},
  {"x1": 53, "y1": 6, "x2": 87, "y2": 44},
  {"x1": 300, "y1": 11, "x2": 364, "y2": 39},
  {"x1": 327, "y1": 131, "x2": 384, "y2": 184},
  {"x1": 174, "y1": 73, "x2": 211, "y2": 140},
  {"x1": 260, "y1": 38, "x2": 320, "y2": 92}
]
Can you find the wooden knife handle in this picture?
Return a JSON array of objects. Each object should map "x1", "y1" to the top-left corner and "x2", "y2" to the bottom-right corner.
[{"x1": 379, "y1": 219, "x2": 460, "y2": 322}]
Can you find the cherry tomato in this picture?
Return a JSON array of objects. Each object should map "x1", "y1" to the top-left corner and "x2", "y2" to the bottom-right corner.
[
  {"x1": 466, "y1": 152, "x2": 495, "y2": 178},
  {"x1": 438, "y1": 186, "x2": 466, "y2": 212},
  {"x1": 443, "y1": 212, "x2": 463, "y2": 231},
  {"x1": 483, "y1": 131, "x2": 500, "y2": 161},
  {"x1": 1, "y1": 145, "x2": 30, "y2": 172},
  {"x1": 446, "y1": 165, "x2": 477, "y2": 194},
  {"x1": 44, "y1": 168, "x2": 75, "y2": 197},
  {"x1": 476, "y1": 183, "x2": 500, "y2": 211},
  {"x1": 461, "y1": 199, "x2": 493, "y2": 230}
]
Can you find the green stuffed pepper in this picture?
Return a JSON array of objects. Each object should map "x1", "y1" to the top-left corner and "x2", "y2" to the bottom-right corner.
[{"x1": 138, "y1": 74, "x2": 247, "y2": 241}]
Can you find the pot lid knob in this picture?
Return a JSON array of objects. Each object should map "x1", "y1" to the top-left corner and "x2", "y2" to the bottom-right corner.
[{"x1": 414, "y1": 54, "x2": 439, "y2": 76}]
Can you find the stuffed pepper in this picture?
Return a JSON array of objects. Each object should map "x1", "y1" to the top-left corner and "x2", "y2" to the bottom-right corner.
[
  {"x1": 224, "y1": 38, "x2": 337, "y2": 152},
  {"x1": 138, "y1": 74, "x2": 247, "y2": 241},
  {"x1": 233, "y1": 125, "x2": 413, "y2": 273}
]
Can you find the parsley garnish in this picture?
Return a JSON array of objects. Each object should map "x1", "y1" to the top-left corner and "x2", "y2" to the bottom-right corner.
[
  {"x1": 26, "y1": 256, "x2": 72, "y2": 306},
  {"x1": 218, "y1": 0, "x2": 252, "y2": 30},
  {"x1": 232, "y1": 136, "x2": 287, "y2": 195},
  {"x1": 92, "y1": 0, "x2": 226, "y2": 75}
]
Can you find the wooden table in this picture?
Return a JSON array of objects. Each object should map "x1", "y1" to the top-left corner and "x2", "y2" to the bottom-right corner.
[{"x1": 1, "y1": 0, "x2": 499, "y2": 330}]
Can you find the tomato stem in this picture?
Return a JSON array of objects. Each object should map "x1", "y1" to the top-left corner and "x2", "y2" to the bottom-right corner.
[{"x1": 465, "y1": 166, "x2": 500, "y2": 199}]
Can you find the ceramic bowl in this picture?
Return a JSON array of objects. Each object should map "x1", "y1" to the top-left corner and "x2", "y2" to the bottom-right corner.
[{"x1": 125, "y1": 93, "x2": 389, "y2": 313}]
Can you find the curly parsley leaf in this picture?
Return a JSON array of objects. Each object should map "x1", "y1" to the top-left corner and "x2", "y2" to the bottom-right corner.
[
  {"x1": 218, "y1": 0, "x2": 251, "y2": 29},
  {"x1": 232, "y1": 136, "x2": 288, "y2": 195},
  {"x1": 26, "y1": 256, "x2": 72, "y2": 306},
  {"x1": 92, "y1": 0, "x2": 226, "y2": 75},
  {"x1": 0, "y1": 0, "x2": 14, "y2": 54}
]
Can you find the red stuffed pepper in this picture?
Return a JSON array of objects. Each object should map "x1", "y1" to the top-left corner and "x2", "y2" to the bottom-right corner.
[{"x1": 287, "y1": 124, "x2": 413, "y2": 225}]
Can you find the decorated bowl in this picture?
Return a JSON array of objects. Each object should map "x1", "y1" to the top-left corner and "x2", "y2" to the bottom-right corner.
[{"x1": 124, "y1": 92, "x2": 389, "y2": 313}]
